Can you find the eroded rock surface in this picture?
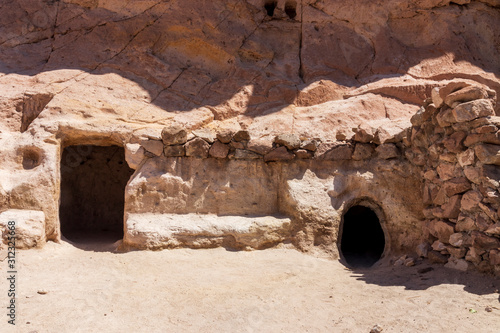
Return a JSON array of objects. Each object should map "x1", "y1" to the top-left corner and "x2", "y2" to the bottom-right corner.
[{"x1": 0, "y1": 0, "x2": 499, "y2": 273}]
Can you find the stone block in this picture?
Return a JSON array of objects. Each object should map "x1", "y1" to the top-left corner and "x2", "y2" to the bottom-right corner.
[
  {"x1": 444, "y1": 85, "x2": 489, "y2": 108},
  {"x1": 125, "y1": 143, "x2": 145, "y2": 169},
  {"x1": 162, "y1": 125, "x2": 188, "y2": 146},
  {"x1": 209, "y1": 141, "x2": 229, "y2": 159},
  {"x1": 352, "y1": 143, "x2": 374, "y2": 160},
  {"x1": 185, "y1": 137, "x2": 210, "y2": 158},
  {"x1": 264, "y1": 146, "x2": 294, "y2": 162},
  {"x1": 164, "y1": 145, "x2": 185, "y2": 157},
  {"x1": 475, "y1": 144, "x2": 500, "y2": 165},
  {"x1": 452, "y1": 99, "x2": 495, "y2": 122},
  {"x1": 274, "y1": 134, "x2": 300, "y2": 150},
  {"x1": 0, "y1": 209, "x2": 45, "y2": 248}
]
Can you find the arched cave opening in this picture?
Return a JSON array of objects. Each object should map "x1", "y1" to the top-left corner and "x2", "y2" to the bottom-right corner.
[
  {"x1": 264, "y1": 0, "x2": 277, "y2": 16},
  {"x1": 60, "y1": 145, "x2": 134, "y2": 244},
  {"x1": 340, "y1": 205, "x2": 385, "y2": 268}
]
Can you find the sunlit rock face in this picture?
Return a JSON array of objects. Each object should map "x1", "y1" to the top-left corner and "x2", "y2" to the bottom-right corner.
[{"x1": 0, "y1": 1, "x2": 499, "y2": 273}]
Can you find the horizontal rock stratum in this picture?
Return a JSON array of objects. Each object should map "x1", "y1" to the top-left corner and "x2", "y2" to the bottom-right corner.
[{"x1": 0, "y1": 0, "x2": 499, "y2": 274}]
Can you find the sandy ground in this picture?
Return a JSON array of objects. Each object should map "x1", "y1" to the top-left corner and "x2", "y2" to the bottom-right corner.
[{"x1": 1, "y1": 241, "x2": 499, "y2": 333}]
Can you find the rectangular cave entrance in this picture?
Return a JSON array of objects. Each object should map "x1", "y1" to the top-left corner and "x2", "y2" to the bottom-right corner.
[{"x1": 60, "y1": 145, "x2": 134, "y2": 244}]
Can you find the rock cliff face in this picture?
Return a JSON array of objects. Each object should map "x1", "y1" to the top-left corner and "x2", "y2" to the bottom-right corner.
[{"x1": 0, "y1": 0, "x2": 499, "y2": 272}]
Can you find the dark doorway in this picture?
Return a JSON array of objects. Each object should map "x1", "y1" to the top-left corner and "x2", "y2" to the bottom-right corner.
[
  {"x1": 60, "y1": 145, "x2": 134, "y2": 245},
  {"x1": 340, "y1": 205, "x2": 385, "y2": 268}
]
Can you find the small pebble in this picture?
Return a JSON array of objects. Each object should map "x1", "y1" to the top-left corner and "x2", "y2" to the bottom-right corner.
[
  {"x1": 485, "y1": 306, "x2": 493, "y2": 312},
  {"x1": 37, "y1": 290, "x2": 48, "y2": 295},
  {"x1": 404, "y1": 257, "x2": 415, "y2": 267},
  {"x1": 370, "y1": 324, "x2": 383, "y2": 333}
]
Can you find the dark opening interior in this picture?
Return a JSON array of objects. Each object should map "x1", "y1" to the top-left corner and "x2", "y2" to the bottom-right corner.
[
  {"x1": 340, "y1": 205, "x2": 385, "y2": 268},
  {"x1": 264, "y1": 0, "x2": 277, "y2": 16},
  {"x1": 285, "y1": 1, "x2": 297, "y2": 19},
  {"x1": 60, "y1": 145, "x2": 134, "y2": 245}
]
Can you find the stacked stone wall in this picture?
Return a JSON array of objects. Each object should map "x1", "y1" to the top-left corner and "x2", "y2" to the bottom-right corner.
[{"x1": 406, "y1": 82, "x2": 500, "y2": 274}]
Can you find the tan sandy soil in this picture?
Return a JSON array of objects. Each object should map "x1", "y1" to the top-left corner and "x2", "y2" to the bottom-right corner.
[{"x1": 1, "y1": 241, "x2": 499, "y2": 333}]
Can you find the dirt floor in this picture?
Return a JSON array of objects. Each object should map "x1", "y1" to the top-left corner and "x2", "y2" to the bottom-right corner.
[{"x1": 1, "y1": 240, "x2": 499, "y2": 333}]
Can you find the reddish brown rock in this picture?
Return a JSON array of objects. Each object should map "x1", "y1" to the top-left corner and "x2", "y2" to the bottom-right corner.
[
  {"x1": 486, "y1": 223, "x2": 500, "y2": 235},
  {"x1": 301, "y1": 139, "x2": 318, "y2": 152},
  {"x1": 140, "y1": 139, "x2": 164, "y2": 157},
  {"x1": 489, "y1": 250, "x2": 500, "y2": 265},
  {"x1": 444, "y1": 86, "x2": 489, "y2": 108},
  {"x1": 442, "y1": 131, "x2": 466, "y2": 153},
  {"x1": 274, "y1": 134, "x2": 301, "y2": 150},
  {"x1": 457, "y1": 149, "x2": 475, "y2": 167},
  {"x1": 234, "y1": 149, "x2": 261, "y2": 159},
  {"x1": 461, "y1": 190, "x2": 483, "y2": 212},
  {"x1": 264, "y1": 146, "x2": 294, "y2": 162},
  {"x1": 436, "y1": 107, "x2": 455, "y2": 127},
  {"x1": 452, "y1": 99, "x2": 495, "y2": 123},
  {"x1": 322, "y1": 144, "x2": 354, "y2": 161},
  {"x1": 164, "y1": 145, "x2": 185, "y2": 157},
  {"x1": 247, "y1": 138, "x2": 273, "y2": 155},
  {"x1": 216, "y1": 129, "x2": 234, "y2": 144},
  {"x1": 464, "y1": 132, "x2": 500, "y2": 147},
  {"x1": 475, "y1": 144, "x2": 500, "y2": 165},
  {"x1": 425, "y1": 219, "x2": 455, "y2": 244},
  {"x1": 209, "y1": 141, "x2": 229, "y2": 159},
  {"x1": 428, "y1": 251, "x2": 449, "y2": 264},
  {"x1": 375, "y1": 143, "x2": 399, "y2": 159},
  {"x1": 432, "y1": 82, "x2": 470, "y2": 108},
  {"x1": 443, "y1": 177, "x2": 471, "y2": 197},
  {"x1": 471, "y1": 231, "x2": 500, "y2": 251},
  {"x1": 352, "y1": 143, "x2": 374, "y2": 160},
  {"x1": 440, "y1": 195, "x2": 462, "y2": 219},
  {"x1": 233, "y1": 130, "x2": 250, "y2": 142},
  {"x1": 352, "y1": 124, "x2": 375, "y2": 143},
  {"x1": 295, "y1": 149, "x2": 314, "y2": 159},
  {"x1": 185, "y1": 137, "x2": 210, "y2": 158},
  {"x1": 162, "y1": 125, "x2": 188, "y2": 146}
]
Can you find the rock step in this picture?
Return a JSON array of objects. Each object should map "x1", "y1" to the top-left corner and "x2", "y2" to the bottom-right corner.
[{"x1": 124, "y1": 214, "x2": 291, "y2": 250}]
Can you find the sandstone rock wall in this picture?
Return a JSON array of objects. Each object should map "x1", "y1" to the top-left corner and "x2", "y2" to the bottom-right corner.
[{"x1": 0, "y1": 1, "x2": 499, "y2": 273}]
